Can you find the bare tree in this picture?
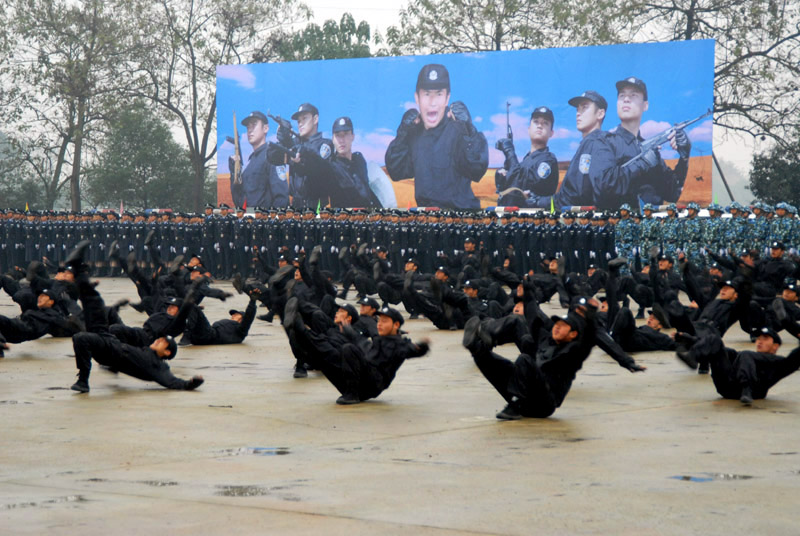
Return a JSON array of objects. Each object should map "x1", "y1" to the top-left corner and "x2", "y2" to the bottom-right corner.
[
  {"x1": 128, "y1": 0, "x2": 311, "y2": 212},
  {"x1": 2, "y1": 0, "x2": 146, "y2": 210}
]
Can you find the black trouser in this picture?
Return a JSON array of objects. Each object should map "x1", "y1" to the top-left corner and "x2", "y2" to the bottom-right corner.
[
  {"x1": 377, "y1": 281, "x2": 401, "y2": 307},
  {"x1": 401, "y1": 286, "x2": 451, "y2": 329},
  {"x1": 0, "y1": 316, "x2": 38, "y2": 343},
  {"x1": 354, "y1": 272, "x2": 377, "y2": 297},
  {"x1": 481, "y1": 314, "x2": 529, "y2": 353},
  {"x1": 469, "y1": 346, "x2": 559, "y2": 418},
  {"x1": 73, "y1": 331, "x2": 117, "y2": 382},
  {"x1": 317, "y1": 343, "x2": 382, "y2": 401},
  {"x1": 702, "y1": 335, "x2": 800, "y2": 399},
  {"x1": 109, "y1": 324, "x2": 151, "y2": 347}
]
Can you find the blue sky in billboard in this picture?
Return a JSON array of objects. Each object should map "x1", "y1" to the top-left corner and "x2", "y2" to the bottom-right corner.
[{"x1": 217, "y1": 40, "x2": 714, "y2": 174}]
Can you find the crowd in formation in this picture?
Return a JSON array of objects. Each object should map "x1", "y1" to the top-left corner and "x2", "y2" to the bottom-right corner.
[
  {"x1": 2, "y1": 199, "x2": 800, "y2": 418},
  {"x1": 3, "y1": 199, "x2": 800, "y2": 282}
]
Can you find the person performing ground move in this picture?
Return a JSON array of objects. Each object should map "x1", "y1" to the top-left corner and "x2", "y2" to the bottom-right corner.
[
  {"x1": 462, "y1": 301, "x2": 601, "y2": 420},
  {"x1": 66, "y1": 243, "x2": 203, "y2": 393},
  {"x1": 676, "y1": 326, "x2": 800, "y2": 406},
  {"x1": 286, "y1": 301, "x2": 430, "y2": 405},
  {"x1": 173, "y1": 280, "x2": 258, "y2": 346}
]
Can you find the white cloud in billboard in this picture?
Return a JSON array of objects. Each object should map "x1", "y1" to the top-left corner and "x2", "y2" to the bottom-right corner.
[
  {"x1": 403, "y1": 101, "x2": 416, "y2": 111},
  {"x1": 689, "y1": 120, "x2": 713, "y2": 142},
  {"x1": 640, "y1": 120, "x2": 670, "y2": 139},
  {"x1": 551, "y1": 127, "x2": 573, "y2": 140},
  {"x1": 356, "y1": 129, "x2": 396, "y2": 164},
  {"x1": 217, "y1": 65, "x2": 256, "y2": 90}
]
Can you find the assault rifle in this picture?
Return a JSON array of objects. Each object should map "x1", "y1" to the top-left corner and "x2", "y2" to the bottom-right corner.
[{"x1": 622, "y1": 109, "x2": 712, "y2": 168}]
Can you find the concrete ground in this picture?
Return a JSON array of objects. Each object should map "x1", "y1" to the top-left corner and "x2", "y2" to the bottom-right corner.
[{"x1": 1, "y1": 277, "x2": 799, "y2": 535}]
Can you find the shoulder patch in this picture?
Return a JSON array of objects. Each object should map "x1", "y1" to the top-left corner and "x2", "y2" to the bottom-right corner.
[
  {"x1": 276, "y1": 165, "x2": 289, "y2": 182},
  {"x1": 579, "y1": 154, "x2": 592, "y2": 174},
  {"x1": 319, "y1": 143, "x2": 331, "y2": 159},
  {"x1": 537, "y1": 162, "x2": 551, "y2": 179}
]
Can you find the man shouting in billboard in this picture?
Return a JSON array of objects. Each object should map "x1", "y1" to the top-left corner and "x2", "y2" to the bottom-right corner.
[{"x1": 385, "y1": 64, "x2": 489, "y2": 210}]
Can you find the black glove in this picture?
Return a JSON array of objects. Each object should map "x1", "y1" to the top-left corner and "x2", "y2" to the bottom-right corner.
[
  {"x1": 629, "y1": 148, "x2": 659, "y2": 175},
  {"x1": 398, "y1": 108, "x2": 420, "y2": 136},
  {"x1": 674, "y1": 128, "x2": 691, "y2": 159},
  {"x1": 495, "y1": 138, "x2": 515, "y2": 156},
  {"x1": 450, "y1": 101, "x2": 476, "y2": 134},
  {"x1": 277, "y1": 126, "x2": 295, "y2": 148},
  {"x1": 495, "y1": 138, "x2": 518, "y2": 168}
]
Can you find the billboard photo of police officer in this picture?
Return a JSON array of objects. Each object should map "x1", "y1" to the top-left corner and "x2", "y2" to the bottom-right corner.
[
  {"x1": 384, "y1": 64, "x2": 489, "y2": 209},
  {"x1": 216, "y1": 41, "x2": 715, "y2": 210}
]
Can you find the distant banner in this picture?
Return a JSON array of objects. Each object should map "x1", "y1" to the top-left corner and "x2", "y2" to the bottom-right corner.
[{"x1": 216, "y1": 40, "x2": 715, "y2": 211}]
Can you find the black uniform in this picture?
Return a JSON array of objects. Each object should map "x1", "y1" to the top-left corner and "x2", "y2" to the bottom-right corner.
[
  {"x1": 464, "y1": 311, "x2": 597, "y2": 418},
  {"x1": 71, "y1": 275, "x2": 200, "y2": 391},
  {"x1": 267, "y1": 132, "x2": 334, "y2": 209},
  {"x1": 230, "y1": 143, "x2": 289, "y2": 209},
  {"x1": 329, "y1": 152, "x2": 381, "y2": 208},
  {"x1": 385, "y1": 113, "x2": 488, "y2": 209},
  {"x1": 179, "y1": 299, "x2": 256, "y2": 345}
]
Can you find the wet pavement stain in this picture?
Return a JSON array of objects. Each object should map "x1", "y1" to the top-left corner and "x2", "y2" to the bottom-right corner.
[
  {"x1": 671, "y1": 473, "x2": 755, "y2": 482},
  {"x1": 139, "y1": 480, "x2": 178, "y2": 487},
  {"x1": 45, "y1": 387, "x2": 69, "y2": 390},
  {"x1": 3, "y1": 495, "x2": 88, "y2": 509},
  {"x1": 218, "y1": 447, "x2": 291, "y2": 456},
  {"x1": 0, "y1": 400, "x2": 32, "y2": 405},
  {"x1": 215, "y1": 485, "x2": 271, "y2": 497},
  {"x1": 770, "y1": 452, "x2": 797, "y2": 456}
]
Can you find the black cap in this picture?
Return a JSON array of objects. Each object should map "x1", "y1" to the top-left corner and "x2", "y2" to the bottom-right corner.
[
  {"x1": 463, "y1": 279, "x2": 479, "y2": 289},
  {"x1": 219, "y1": 203, "x2": 230, "y2": 209},
  {"x1": 568, "y1": 90, "x2": 608, "y2": 110},
  {"x1": 648, "y1": 304, "x2": 671, "y2": 329},
  {"x1": 359, "y1": 297, "x2": 380, "y2": 310},
  {"x1": 657, "y1": 253, "x2": 674, "y2": 263},
  {"x1": 338, "y1": 303, "x2": 360, "y2": 323},
  {"x1": 378, "y1": 306, "x2": 404, "y2": 326},
  {"x1": 783, "y1": 282, "x2": 797, "y2": 292},
  {"x1": 332, "y1": 116, "x2": 353, "y2": 133},
  {"x1": 164, "y1": 335, "x2": 178, "y2": 359},
  {"x1": 464, "y1": 237, "x2": 476, "y2": 244},
  {"x1": 406, "y1": 257, "x2": 419, "y2": 265},
  {"x1": 753, "y1": 326, "x2": 781, "y2": 345},
  {"x1": 165, "y1": 297, "x2": 183, "y2": 308},
  {"x1": 718, "y1": 279, "x2": 739, "y2": 291},
  {"x1": 550, "y1": 313, "x2": 585, "y2": 334},
  {"x1": 241, "y1": 111, "x2": 268, "y2": 126},
  {"x1": 436, "y1": 266, "x2": 450, "y2": 276},
  {"x1": 771, "y1": 241, "x2": 785, "y2": 250},
  {"x1": 39, "y1": 288, "x2": 56, "y2": 299},
  {"x1": 531, "y1": 106, "x2": 554, "y2": 125},
  {"x1": 615, "y1": 77, "x2": 648, "y2": 100},
  {"x1": 416, "y1": 64, "x2": 450, "y2": 92},
  {"x1": 291, "y1": 102, "x2": 319, "y2": 120}
]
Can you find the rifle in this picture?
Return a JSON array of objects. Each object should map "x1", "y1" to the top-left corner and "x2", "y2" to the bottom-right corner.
[
  {"x1": 506, "y1": 101, "x2": 512, "y2": 141},
  {"x1": 623, "y1": 109, "x2": 712, "y2": 168},
  {"x1": 267, "y1": 112, "x2": 301, "y2": 139},
  {"x1": 232, "y1": 112, "x2": 242, "y2": 185}
]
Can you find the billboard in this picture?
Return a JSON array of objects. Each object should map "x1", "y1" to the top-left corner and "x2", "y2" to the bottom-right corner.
[{"x1": 216, "y1": 40, "x2": 715, "y2": 211}]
